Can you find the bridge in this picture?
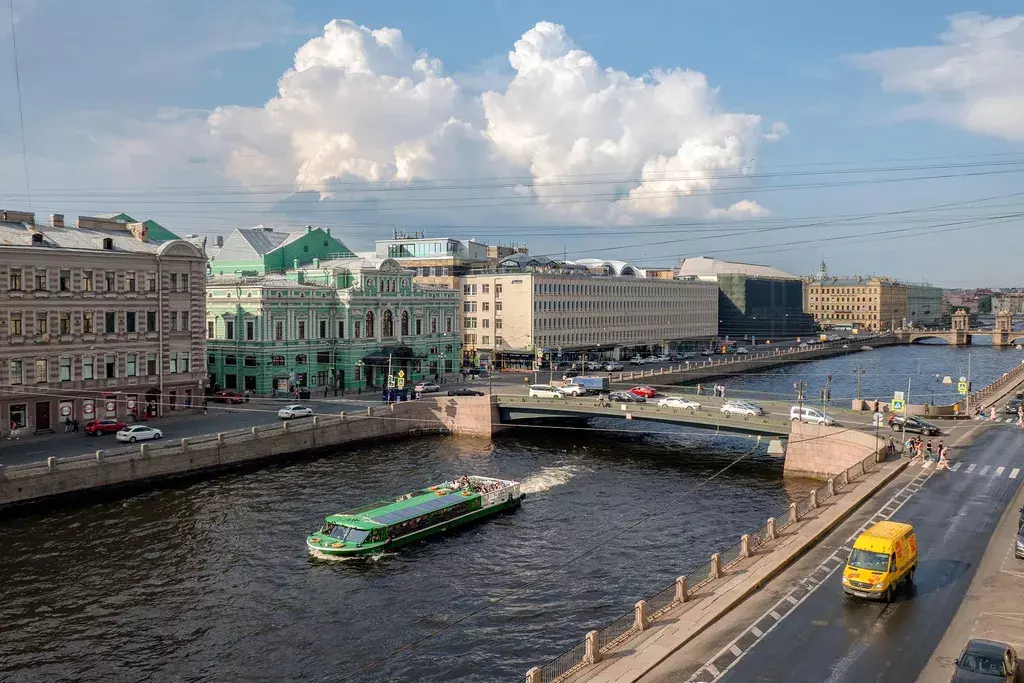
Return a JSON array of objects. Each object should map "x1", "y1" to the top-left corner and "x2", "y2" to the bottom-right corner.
[{"x1": 896, "y1": 309, "x2": 1024, "y2": 346}]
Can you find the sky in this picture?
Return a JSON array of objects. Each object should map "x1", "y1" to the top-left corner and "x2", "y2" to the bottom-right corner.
[{"x1": 1, "y1": 0, "x2": 1023, "y2": 286}]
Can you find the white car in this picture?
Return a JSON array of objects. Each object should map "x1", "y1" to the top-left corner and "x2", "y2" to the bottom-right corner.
[
  {"x1": 798, "y1": 342, "x2": 809, "y2": 349},
  {"x1": 585, "y1": 361, "x2": 603, "y2": 371},
  {"x1": 658, "y1": 397, "x2": 701, "y2": 410},
  {"x1": 278, "y1": 404, "x2": 313, "y2": 419},
  {"x1": 720, "y1": 401, "x2": 765, "y2": 417},
  {"x1": 558, "y1": 384, "x2": 586, "y2": 397},
  {"x1": 529, "y1": 384, "x2": 564, "y2": 399},
  {"x1": 414, "y1": 381, "x2": 441, "y2": 393},
  {"x1": 629, "y1": 357, "x2": 646, "y2": 365},
  {"x1": 736, "y1": 347, "x2": 749, "y2": 355},
  {"x1": 790, "y1": 406, "x2": 836, "y2": 426},
  {"x1": 116, "y1": 425, "x2": 163, "y2": 443},
  {"x1": 603, "y1": 362, "x2": 624, "y2": 371}
]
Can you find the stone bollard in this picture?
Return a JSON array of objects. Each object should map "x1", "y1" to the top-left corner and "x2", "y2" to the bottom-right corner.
[
  {"x1": 282, "y1": 421, "x2": 289, "y2": 432},
  {"x1": 710, "y1": 553, "x2": 721, "y2": 579},
  {"x1": 789, "y1": 502, "x2": 797, "y2": 524},
  {"x1": 766, "y1": 517, "x2": 776, "y2": 541},
  {"x1": 857, "y1": 460, "x2": 865, "y2": 476},
  {"x1": 634, "y1": 600, "x2": 650, "y2": 631},
  {"x1": 140, "y1": 443, "x2": 149, "y2": 457},
  {"x1": 180, "y1": 438, "x2": 190, "y2": 452},
  {"x1": 47, "y1": 456, "x2": 55, "y2": 472},
  {"x1": 339, "y1": 411, "x2": 346, "y2": 421},
  {"x1": 96, "y1": 450, "x2": 104, "y2": 462},
  {"x1": 526, "y1": 667, "x2": 542, "y2": 683},
  {"x1": 741, "y1": 533, "x2": 751, "y2": 558},
  {"x1": 312, "y1": 416, "x2": 319, "y2": 428},
  {"x1": 585, "y1": 630, "x2": 601, "y2": 664},
  {"x1": 251, "y1": 427, "x2": 259, "y2": 438},
  {"x1": 0, "y1": 463, "x2": 5, "y2": 480},
  {"x1": 675, "y1": 575, "x2": 688, "y2": 602},
  {"x1": 827, "y1": 479, "x2": 835, "y2": 497},
  {"x1": 367, "y1": 406, "x2": 373, "y2": 416},
  {"x1": 809, "y1": 489, "x2": 818, "y2": 509},
  {"x1": 389, "y1": 403, "x2": 395, "y2": 412},
  {"x1": 839, "y1": 470, "x2": 848, "y2": 487},
  {"x1": 217, "y1": 432, "x2": 224, "y2": 445}
]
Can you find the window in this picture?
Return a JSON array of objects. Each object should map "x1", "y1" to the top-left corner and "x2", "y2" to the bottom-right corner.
[
  {"x1": 415, "y1": 319, "x2": 422, "y2": 335},
  {"x1": 181, "y1": 274, "x2": 189, "y2": 291},
  {"x1": 37, "y1": 314, "x2": 48, "y2": 335},
  {"x1": 83, "y1": 356, "x2": 94, "y2": 380},
  {"x1": 59, "y1": 270, "x2": 71, "y2": 291},
  {"x1": 298, "y1": 321, "x2": 306, "y2": 340},
  {"x1": 146, "y1": 310, "x2": 157, "y2": 332},
  {"x1": 169, "y1": 354, "x2": 178, "y2": 374},
  {"x1": 431, "y1": 318, "x2": 437, "y2": 334},
  {"x1": 125, "y1": 311, "x2": 136, "y2": 333},
  {"x1": 246, "y1": 321, "x2": 255, "y2": 341},
  {"x1": 11, "y1": 313, "x2": 22, "y2": 335},
  {"x1": 208, "y1": 320, "x2": 215, "y2": 339},
  {"x1": 9, "y1": 267, "x2": 23, "y2": 290},
  {"x1": 208, "y1": 354, "x2": 217, "y2": 366},
  {"x1": 445, "y1": 318, "x2": 453, "y2": 333},
  {"x1": 9, "y1": 403, "x2": 26, "y2": 428},
  {"x1": 482, "y1": 284, "x2": 490, "y2": 294},
  {"x1": 338, "y1": 321, "x2": 345, "y2": 338},
  {"x1": 495, "y1": 319, "x2": 503, "y2": 329},
  {"x1": 482, "y1": 336, "x2": 490, "y2": 345},
  {"x1": 60, "y1": 312, "x2": 71, "y2": 334},
  {"x1": 105, "y1": 311, "x2": 116, "y2": 333},
  {"x1": 383, "y1": 310, "x2": 394, "y2": 337},
  {"x1": 170, "y1": 273, "x2": 178, "y2": 291},
  {"x1": 170, "y1": 311, "x2": 179, "y2": 331},
  {"x1": 482, "y1": 302, "x2": 490, "y2": 312},
  {"x1": 126, "y1": 354, "x2": 137, "y2": 377},
  {"x1": 36, "y1": 358, "x2": 48, "y2": 383},
  {"x1": 225, "y1": 321, "x2": 234, "y2": 340},
  {"x1": 495, "y1": 336, "x2": 504, "y2": 346},
  {"x1": 275, "y1": 321, "x2": 284, "y2": 341},
  {"x1": 319, "y1": 320, "x2": 327, "y2": 338},
  {"x1": 295, "y1": 354, "x2": 308, "y2": 364},
  {"x1": 146, "y1": 273, "x2": 156, "y2": 292},
  {"x1": 82, "y1": 270, "x2": 93, "y2": 292},
  {"x1": 35, "y1": 269, "x2": 48, "y2": 291},
  {"x1": 365, "y1": 311, "x2": 374, "y2": 336},
  {"x1": 147, "y1": 353, "x2": 156, "y2": 375},
  {"x1": 482, "y1": 319, "x2": 490, "y2": 329},
  {"x1": 271, "y1": 355, "x2": 285, "y2": 366},
  {"x1": 181, "y1": 352, "x2": 190, "y2": 373},
  {"x1": 495, "y1": 284, "x2": 502, "y2": 297},
  {"x1": 317, "y1": 351, "x2": 331, "y2": 363},
  {"x1": 244, "y1": 356, "x2": 258, "y2": 367},
  {"x1": 105, "y1": 272, "x2": 115, "y2": 291},
  {"x1": 464, "y1": 301, "x2": 477, "y2": 313},
  {"x1": 126, "y1": 272, "x2": 136, "y2": 292},
  {"x1": 354, "y1": 321, "x2": 361, "y2": 338},
  {"x1": 104, "y1": 355, "x2": 116, "y2": 378},
  {"x1": 224, "y1": 355, "x2": 237, "y2": 366},
  {"x1": 182, "y1": 311, "x2": 190, "y2": 331},
  {"x1": 10, "y1": 359, "x2": 23, "y2": 385}
]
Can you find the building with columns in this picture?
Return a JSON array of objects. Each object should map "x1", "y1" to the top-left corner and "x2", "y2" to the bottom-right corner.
[
  {"x1": 205, "y1": 226, "x2": 461, "y2": 394},
  {"x1": 0, "y1": 210, "x2": 207, "y2": 436}
]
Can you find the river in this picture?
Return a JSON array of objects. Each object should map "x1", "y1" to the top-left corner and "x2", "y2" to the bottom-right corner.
[{"x1": 1, "y1": 343, "x2": 1020, "y2": 683}]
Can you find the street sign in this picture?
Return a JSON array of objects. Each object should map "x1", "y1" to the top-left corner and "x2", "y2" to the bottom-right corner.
[
  {"x1": 387, "y1": 377, "x2": 396, "y2": 388},
  {"x1": 959, "y1": 376, "x2": 967, "y2": 383},
  {"x1": 398, "y1": 370, "x2": 405, "y2": 378},
  {"x1": 893, "y1": 391, "x2": 905, "y2": 402},
  {"x1": 892, "y1": 399, "x2": 906, "y2": 413},
  {"x1": 958, "y1": 381, "x2": 969, "y2": 395},
  {"x1": 397, "y1": 377, "x2": 406, "y2": 389}
]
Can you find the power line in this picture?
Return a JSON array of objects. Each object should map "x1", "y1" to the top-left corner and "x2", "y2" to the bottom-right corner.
[{"x1": 7, "y1": 0, "x2": 31, "y2": 210}]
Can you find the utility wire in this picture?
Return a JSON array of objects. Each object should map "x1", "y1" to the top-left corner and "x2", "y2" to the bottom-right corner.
[{"x1": 7, "y1": 0, "x2": 31, "y2": 210}]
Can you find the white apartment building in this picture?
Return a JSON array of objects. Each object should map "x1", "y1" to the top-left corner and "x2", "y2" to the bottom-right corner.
[
  {"x1": 460, "y1": 266, "x2": 718, "y2": 368},
  {"x1": 0, "y1": 210, "x2": 207, "y2": 435}
]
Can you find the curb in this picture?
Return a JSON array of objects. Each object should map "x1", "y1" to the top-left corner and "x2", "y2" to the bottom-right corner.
[{"x1": 605, "y1": 458, "x2": 909, "y2": 683}]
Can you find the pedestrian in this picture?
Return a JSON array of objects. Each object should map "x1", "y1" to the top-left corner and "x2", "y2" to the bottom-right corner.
[
  {"x1": 937, "y1": 441, "x2": 950, "y2": 470},
  {"x1": 696, "y1": 383, "x2": 703, "y2": 396},
  {"x1": 720, "y1": 385, "x2": 726, "y2": 398},
  {"x1": 202, "y1": 398, "x2": 208, "y2": 415},
  {"x1": 925, "y1": 441, "x2": 933, "y2": 461},
  {"x1": 272, "y1": 387, "x2": 278, "y2": 399},
  {"x1": 887, "y1": 435, "x2": 896, "y2": 456},
  {"x1": 1018, "y1": 405, "x2": 1023, "y2": 428},
  {"x1": 64, "y1": 416, "x2": 72, "y2": 433},
  {"x1": 324, "y1": 385, "x2": 329, "y2": 398},
  {"x1": 991, "y1": 406, "x2": 998, "y2": 421},
  {"x1": 72, "y1": 418, "x2": 79, "y2": 434}
]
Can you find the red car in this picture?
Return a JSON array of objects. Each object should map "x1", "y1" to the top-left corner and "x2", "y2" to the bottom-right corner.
[
  {"x1": 629, "y1": 385, "x2": 657, "y2": 399},
  {"x1": 84, "y1": 419, "x2": 127, "y2": 436},
  {"x1": 212, "y1": 389, "x2": 244, "y2": 404}
]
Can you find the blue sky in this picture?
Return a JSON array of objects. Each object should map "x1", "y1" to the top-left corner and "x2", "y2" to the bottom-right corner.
[{"x1": 1, "y1": 0, "x2": 1023, "y2": 285}]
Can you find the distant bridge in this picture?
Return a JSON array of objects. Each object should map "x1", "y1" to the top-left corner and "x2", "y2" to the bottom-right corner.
[
  {"x1": 895, "y1": 309, "x2": 1023, "y2": 346},
  {"x1": 495, "y1": 396, "x2": 793, "y2": 436}
]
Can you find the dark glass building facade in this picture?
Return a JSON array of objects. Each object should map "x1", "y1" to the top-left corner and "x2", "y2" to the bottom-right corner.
[{"x1": 715, "y1": 274, "x2": 816, "y2": 340}]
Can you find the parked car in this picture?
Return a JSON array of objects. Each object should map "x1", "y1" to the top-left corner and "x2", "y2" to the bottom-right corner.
[
  {"x1": 658, "y1": 397, "x2": 701, "y2": 410},
  {"x1": 888, "y1": 414, "x2": 941, "y2": 436},
  {"x1": 735, "y1": 347, "x2": 749, "y2": 355},
  {"x1": 629, "y1": 357, "x2": 646, "y2": 365},
  {"x1": 529, "y1": 385, "x2": 564, "y2": 399},
  {"x1": 1005, "y1": 397, "x2": 1024, "y2": 414},
  {"x1": 562, "y1": 370, "x2": 581, "y2": 380},
  {"x1": 1016, "y1": 521, "x2": 1024, "y2": 559},
  {"x1": 585, "y1": 361, "x2": 603, "y2": 371},
  {"x1": 414, "y1": 381, "x2": 441, "y2": 393},
  {"x1": 116, "y1": 425, "x2": 163, "y2": 443},
  {"x1": 84, "y1": 419, "x2": 127, "y2": 436},
  {"x1": 721, "y1": 400, "x2": 765, "y2": 417},
  {"x1": 558, "y1": 384, "x2": 586, "y2": 397},
  {"x1": 701, "y1": 349, "x2": 715, "y2": 356},
  {"x1": 212, "y1": 389, "x2": 244, "y2": 404},
  {"x1": 949, "y1": 639, "x2": 1017, "y2": 682},
  {"x1": 609, "y1": 391, "x2": 644, "y2": 403},
  {"x1": 447, "y1": 388, "x2": 485, "y2": 397},
  {"x1": 603, "y1": 361, "x2": 624, "y2": 371},
  {"x1": 278, "y1": 404, "x2": 313, "y2": 419},
  {"x1": 790, "y1": 405, "x2": 836, "y2": 426},
  {"x1": 798, "y1": 342, "x2": 809, "y2": 349},
  {"x1": 629, "y1": 385, "x2": 657, "y2": 399}
]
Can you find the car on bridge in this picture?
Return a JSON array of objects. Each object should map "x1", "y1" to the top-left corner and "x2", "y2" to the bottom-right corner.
[
  {"x1": 721, "y1": 400, "x2": 766, "y2": 417},
  {"x1": 629, "y1": 357, "x2": 647, "y2": 365},
  {"x1": 1004, "y1": 397, "x2": 1024, "y2": 414},
  {"x1": 790, "y1": 405, "x2": 836, "y2": 426},
  {"x1": 602, "y1": 361, "x2": 623, "y2": 371},
  {"x1": 888, "y1": 414, "x2": 941, "y2": 436},
  {"x1": 735, "y1": 347, "x2": 749, "y2": 354},
  {"x1": 658, "y1": 397, "x2": 701, "y2": 410},
  {"x1": 629, "y1": 385, "x2": 657, "y2": 398},
  {"x1": 558, "y1": 384, "x2": 586, "y2": 397},
  {"x1": 414, "y1": 381, "x2": 441, "y2": 393},
  {"x1": 529, "y1": 385, "x2": 564, "y2": 399},
  {"x1": 949, "y1": 639, "x2": 1018, "y2": 682},
  {"x1": 278, "y1": 404, "x2": 313, "y2": 419},
  {"x1": 447, "y1": 388, "x2": 485, "y2": 397},
  {"x1": 609, "y1": 391, "x2": 645, "y2": 403}
]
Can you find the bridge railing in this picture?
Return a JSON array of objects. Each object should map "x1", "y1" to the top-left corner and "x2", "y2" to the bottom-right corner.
[{"x1": 523, "y1": 447, "x2": 887, "y2": 683}]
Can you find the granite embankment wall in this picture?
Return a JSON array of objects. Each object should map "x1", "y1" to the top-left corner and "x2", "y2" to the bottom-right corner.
[
  {"x1": 0, "y1": 397, "x2": 500, "y2": 510},
  {"x1": 783, "y1": 420, "x2": 883, "y2": 479}
]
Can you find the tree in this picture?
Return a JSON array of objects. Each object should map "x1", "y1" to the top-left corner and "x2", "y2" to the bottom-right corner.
[{"x1": 979, "y1": 295, "x2": 993, "y2": 314}]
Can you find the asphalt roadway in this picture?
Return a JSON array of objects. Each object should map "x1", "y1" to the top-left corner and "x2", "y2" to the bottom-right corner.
[{"x1": 640, "y1": 420, "x2": 1024, "y2": 683}]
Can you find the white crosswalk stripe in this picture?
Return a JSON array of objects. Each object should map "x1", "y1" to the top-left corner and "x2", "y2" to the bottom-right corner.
[
  {"x1": 1012, "y1": 468, "x2": 1020, "y2": 479},
  {"x1": 980, "y1": 465, "x2": 990, "y2": 476},
  {"x1": 950, "y1": 461, "x2": 962, "y2": 471},
  {"x1": 966, "y1": 464, "x2": 977, "y2": 473},
  {"x1": 996, "y1": 467, "x2": 1005, "y2": 477},
  {"x1": 922, "y1": 461, "x2": 933, "y2": 469}
]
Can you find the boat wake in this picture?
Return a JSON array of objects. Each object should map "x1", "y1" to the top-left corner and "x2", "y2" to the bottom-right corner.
[
  {"x1": 308, "y1": 549, "x2": 395, "y2": 563},
  {"x1": 521, "y1": 465, "x2": 585, "y2": 494}
]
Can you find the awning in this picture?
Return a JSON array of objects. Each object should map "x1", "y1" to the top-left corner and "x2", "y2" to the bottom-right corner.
[{"x1": 361, "y1": 345, "x2": 424, "y2": 366}]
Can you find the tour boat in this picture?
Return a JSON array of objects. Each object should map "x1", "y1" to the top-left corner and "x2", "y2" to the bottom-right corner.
[{"x1": 306, "y1": 476, "x2": 524, "y2": 558}]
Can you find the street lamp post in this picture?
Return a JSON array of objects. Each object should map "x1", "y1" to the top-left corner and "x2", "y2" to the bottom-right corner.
[{"x1": 355, "y1": 360, "x2": 365, "y2": 395}]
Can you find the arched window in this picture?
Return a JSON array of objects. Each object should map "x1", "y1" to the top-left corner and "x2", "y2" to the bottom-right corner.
[
  {"x1": 271, "y1": 355, "x2": 285, "y2": 366},
  {"x1": 295, "y1": 354, "x2": 308, "y2": 364},
  {"x1": 382, "y1": 309, "x2": 394, "y2": 337},
  {"x1": 431, "y1": 318, "x2": 438, "y2": 334},
  {"x1": 400, "y1": 310, "x2": 409, "y2": 336},
  {"x1": 365, "y1": 311, "x2": 375, "y2": 337}
]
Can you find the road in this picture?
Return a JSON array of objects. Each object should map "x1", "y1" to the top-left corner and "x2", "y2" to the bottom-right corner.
[{"x1": 640, "y1": 421, "x2": 1024, "y2": 683}]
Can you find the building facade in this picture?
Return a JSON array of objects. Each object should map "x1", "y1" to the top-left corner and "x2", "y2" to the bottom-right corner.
[
  {"x1": 460, "y1": 264, "x2": 718, "y2": 367},
  {"x1": 906, "y1": 284, "x2": 945, "y2": 327},
  {"x1": 677, "y1": 257, "x2": 816, "y2": 340},
  {"x1": 0, "y1": 210, "x2": 207, "y2": 435},
  {"x1": 373, "y1": 231, "x2": 490, "y2": 289},
  {"x1": 803, "y1": 277, "x2": 909, "y2": 331},
  {"x1": 992, "y1": 293, "x2": 1024, "y2": 315},
  {"x1": 206, "y1": 227, "x2": 461, "y2": 395}
]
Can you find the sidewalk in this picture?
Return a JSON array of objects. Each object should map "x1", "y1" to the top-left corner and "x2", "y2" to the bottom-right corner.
[
  {"x1": 568, "y1": 457, "x2": 908, "y2": 683},
  {"x1": 916, "y1": 471, "x2": 1024, "y2": 682}
]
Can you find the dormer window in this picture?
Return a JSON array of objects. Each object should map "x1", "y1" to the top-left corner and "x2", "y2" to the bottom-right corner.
[
  {"x1": 30, "y1": 233, "x2": 43, "y2": 244},
  {"x1": 102, "y1": 238, "x2": 113, "y2": 250}
]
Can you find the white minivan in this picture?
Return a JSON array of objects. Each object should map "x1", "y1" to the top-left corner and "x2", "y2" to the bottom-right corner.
[
  {"x1": 790, "y1": 405, "x2": 836, "y2": 426},
  {"x1": 529, "y1": 384, "x2": 565, "y2": 399}
]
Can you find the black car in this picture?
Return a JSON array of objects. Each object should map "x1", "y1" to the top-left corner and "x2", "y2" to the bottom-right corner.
[
  {"x1": 950, "y1": 639, "x2": 1017, "y2": 682},
  {"x1": 888, "y1": 414, "x2": 941, "y2": 436},
  {"x1": 609, "y1": 391, "x2": 645, "y2": 403},
  {"x1": 447, "y1": 388, "x2": 484, "y2": 397},
  {"x1": 1005, "y1": 398, "x2": 1024, "y2": 415}
]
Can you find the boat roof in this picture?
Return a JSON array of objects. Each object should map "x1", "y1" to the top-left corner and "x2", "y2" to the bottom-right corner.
[{"x1": 327, "y1": 490, "x2": 477, "y2": 530}]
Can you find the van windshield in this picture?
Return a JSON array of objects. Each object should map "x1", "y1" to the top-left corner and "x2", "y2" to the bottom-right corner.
[{"x1": 847, "y1": 548, "x2": 889, "y2": 572}]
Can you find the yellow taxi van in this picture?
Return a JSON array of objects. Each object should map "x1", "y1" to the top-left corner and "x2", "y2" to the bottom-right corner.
[{"x1": 842, "y1": 521, "x2": 917, "y2": 602}]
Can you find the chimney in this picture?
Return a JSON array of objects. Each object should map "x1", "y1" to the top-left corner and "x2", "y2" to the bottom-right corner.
[
  {"x1": 312, "y1": 257, "x2": 320, "y2": 269},
  {"x1": 215, "y1": 235, "x2": 224, "y2": 248},
  {"x1": 296, "y1": 271, "x2": 305, "y2": 284},
  {"x1": 50, "y1": 214, "x2": 64, "y2": 228},
  {"x1": 293, "y1": 258, "x2": 299, "y2": 271},
  {"x1": 2, "y1": 209, "x2": 35, "y2": 224}
]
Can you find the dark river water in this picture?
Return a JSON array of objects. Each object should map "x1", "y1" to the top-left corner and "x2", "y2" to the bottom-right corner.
[{"x1": 1, "y1": 344, "x2": 1020, "y2": 683}]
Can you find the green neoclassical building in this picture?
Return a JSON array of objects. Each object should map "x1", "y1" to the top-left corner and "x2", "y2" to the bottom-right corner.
[{"x1": 205, "y1": 225, "x2": 461, "y2": 395}]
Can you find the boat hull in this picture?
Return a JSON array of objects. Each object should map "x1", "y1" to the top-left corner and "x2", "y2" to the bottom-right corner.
[{"x1": 307, "y1": 494, "x2": 524, "y2": 558}]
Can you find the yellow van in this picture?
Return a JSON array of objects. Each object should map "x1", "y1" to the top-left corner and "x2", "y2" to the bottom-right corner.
[{"x1": 842, "y1": 521, "x2": 917, "y2": 602}]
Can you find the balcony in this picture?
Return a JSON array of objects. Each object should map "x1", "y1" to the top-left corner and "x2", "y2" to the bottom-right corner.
[{"x1": 32, "y1": 290, "x2": 50, "y2": 298}]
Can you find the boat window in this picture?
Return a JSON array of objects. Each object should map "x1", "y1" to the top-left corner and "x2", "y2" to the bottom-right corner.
[
  {"x1": 345, "y1": 529, "x2": 369, "y2": 544},
  {"x1": 326, "y1": 525, "x2": 369, "y2": 544},
  {"x1": 847, "y1": 548, "x2": 889, "y2": 572}
]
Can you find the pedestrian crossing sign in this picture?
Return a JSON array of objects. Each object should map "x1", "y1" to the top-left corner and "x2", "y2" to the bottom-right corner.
[
  {"x1": 892, "y1": 399, "x2": 906, "y2": 413},
  {"x1": 957, "y1": 381, "x2": 969, "y2": 395}
]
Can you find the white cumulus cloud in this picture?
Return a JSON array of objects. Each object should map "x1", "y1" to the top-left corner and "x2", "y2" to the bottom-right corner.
[{"x1": 853, "y1": 13, "x2": 1024, "y2": 141}]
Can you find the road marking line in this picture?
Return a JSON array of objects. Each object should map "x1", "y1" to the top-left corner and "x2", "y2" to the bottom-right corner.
[
  {"x1": 785, "y1": 595, "x2": 798, "y2": 605},
  {"x1": 922, "y1": 461, "x2": 933, "y2": 469},
  {"x1": 1012, "y1": 468, "x2": 1020, "y2": 479},
  {"x1": 706, "y1": 663, "x2": 720, "y2": 677},
  {"x1": 980, "y1": 465, "x2": 990, "y2": 476},
  {"x1": 967, "y1": 464, "x2": 977, "y2": 473},
  {"x1": 769, "y1": 610, "x2": 782, "y2": 620},
  {"x1": 951, "y1": 462, "x2": 962, "y2": 471},
  {"x1": 996, "y1": 467, "x2": 1005, "y2": 477},
  {"x1": 750, "y1": 626, "x2": 763, "y2": 638},
  {"x1": 729, "y1": 644, "x2": 743, "y2": 658}
]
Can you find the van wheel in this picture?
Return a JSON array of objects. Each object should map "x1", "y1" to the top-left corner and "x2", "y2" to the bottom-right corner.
[
  {"x1": 883, "y1": 587, "x2": 894, "y2": 603},
  {"x1": 906, "y1": 566, "x2": 916, "y2": 586}
]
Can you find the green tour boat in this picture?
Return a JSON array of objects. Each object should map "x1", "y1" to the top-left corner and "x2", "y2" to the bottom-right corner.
[{"x1": 306, "y1": 475, "x2": 524, "y2": 558}]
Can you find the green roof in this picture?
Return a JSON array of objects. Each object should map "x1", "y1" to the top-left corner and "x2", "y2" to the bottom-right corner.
[{"x1": 327, "y1": 488, "x2": 478, "y2": 529}]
